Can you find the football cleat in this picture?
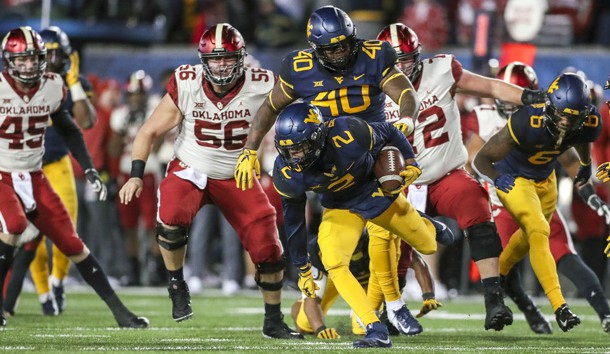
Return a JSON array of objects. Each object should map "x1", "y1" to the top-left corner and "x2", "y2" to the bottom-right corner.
[
  {"x1": 353, "y1": 322, "x2": 392, "y2": 348},
  {"x1": 41, "y1": 297, "x2": 59, "y2": 316},
  {"x1": 522, "y1": 303, "x2": 552, "y2": 334},
  {"x1": 52, "y1": 284, "x2": 66, "y2": 313},
  {"x1": 484, "y1": 288, "x2": 513, "y2": 331},
  {"x1": 168, "y1": 280, "x2": 193, "y2": 322},
  {"x1": 601, "y1": 313, "x2": 610, "y2": 333},
  {"x1": 0, "y1": 313, "x2": 6, "y2": 326},
  {"x1": 379, "y1": 309, "x2": 400, "y2": 336},
  {"x1": 118, "y1": 315, "x2": 150, "y2": 329},
  {"x1": 262, "y1": 314, "x2": 304, "y2": 339},
  {"x1": 418, "y1": 211, "x2": 454, "y2": 246},
  {"x1": 554, "y1": 304, "x2": 580, "y2": 332},
  {"x1": 387, "y1": 305, "x2": 423, "y2": 336}
]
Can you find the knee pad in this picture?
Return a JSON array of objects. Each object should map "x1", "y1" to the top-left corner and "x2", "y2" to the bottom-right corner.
[
  {"x1": 464, "y1": 222, "x2": 502, "y2": 262},
  {"x1": 255, "y1": 257, "x2": 285, "y2": 291},
  {"x1": 155, "y1": 222, "x2": 188, "y2": 250}
]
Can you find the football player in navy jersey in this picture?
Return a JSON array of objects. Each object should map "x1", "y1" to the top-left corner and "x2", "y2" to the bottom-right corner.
[
  {"x1": 272, "y1": 102, "x2": 442, "y2": 348},
  {"x1": 474, "y1": 73, "x2": 602, "y2": 332},
  {"x1": 235, "y1": 5, "x2": 419, "y2": 190}
]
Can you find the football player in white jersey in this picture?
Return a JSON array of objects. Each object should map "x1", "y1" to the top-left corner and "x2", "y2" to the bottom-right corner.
[
  {"x1": 465, "y1": 62, "x2": 610, "y2": 334},
  {"x1": 0, "y1": 27, "x2": 148, "y2": 328},
  {"x1": 109, "y1": 70, "x2": 163, "y2": 286},
  {"x1": 118, "y1": 23, "x2": 302, "y2": 339},
  {"x1": 377, "y1": 23, "x2": 546, "y2": 331}
]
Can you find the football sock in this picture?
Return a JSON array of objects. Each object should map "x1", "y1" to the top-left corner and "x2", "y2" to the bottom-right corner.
[
  {"x1": 503, "y1": 268, "x2": 533, "y2": 311},
  {"x1": 528, "y1": 231, "x2": 564, "y2": 311},
  {"x1": 385, "y1": 298, "x2": 405, "y2": 313},
  {"x1": 264, "y1": 303, "x2": 282, "y2": 319},
  {"x1": 328, "y1": 265, "x2": 378, "y2": 326},
  {"x1": 4, "y1": 247, "x2": 36, "y2": 312},
  {"x1": 75, "y1": 254, "x2": 114, "y2": 299},
  {"x1": 558, "y1": 254, "x2": 610, "y2": 319},
  {"x1": 51, "y1": 244, "x2": 70, "y2": 280},
  {"x1": 167, "y1": 268, "x2": 184, "y2": 283},
  {"x1": 0, "y1": 240, "x2": 15, "y2": 305},
  {"x1": 368, "y1": 233, "x2": 400, "y2": 302},
  {"x1": 30, "y1": 240, "x2": 50, "y2": 295},
  {"x1": 367, "y1": 270, "x2": 384, "y2": 311}
]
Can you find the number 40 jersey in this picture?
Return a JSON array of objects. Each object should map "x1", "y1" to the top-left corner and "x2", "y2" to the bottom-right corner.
[{"x1": 167, "y1": 65, "x2": 275, "y2": 179}]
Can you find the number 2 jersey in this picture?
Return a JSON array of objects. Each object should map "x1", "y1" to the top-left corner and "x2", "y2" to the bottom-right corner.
[
  {"x1": 0, "y1": 72, "x2": 65, "y2": 171},
  {"x1": 167, "y1": 65, "x2": 275, "y2": 179},
  {"x1": 279, "y1": 39, "x2": 397, "y2": 123},
  {"x1": 495, "y1": 104, "x2": 602, "y2": 180},
  {"x1": 384, "y1": 55, "x2": 466, "y2": 184}
]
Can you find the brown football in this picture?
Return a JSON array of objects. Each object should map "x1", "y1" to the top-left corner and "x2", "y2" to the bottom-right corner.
[{"x1": 374, "y1": 145, "x2": 405, "y2": 193}]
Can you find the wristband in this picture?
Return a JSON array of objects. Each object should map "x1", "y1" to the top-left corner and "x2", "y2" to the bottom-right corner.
[
  {"x1": 69, "y1": 82, "x2": 87, "y2": 101},
  {"x1": 422, "y1": 292, "x2": 435, "y2": 300},
  {"x1": 130, "y1": 159, "x2": 146, "y2": 179}
]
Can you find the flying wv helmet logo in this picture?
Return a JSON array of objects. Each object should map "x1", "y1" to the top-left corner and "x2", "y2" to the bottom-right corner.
[
  {"x1": 547, "y1": 77, "x2": 560, "y2": 94},
  {"x1": 306, "y1": 19, "x2": 313, "y2": 39},
  {"x1": 304, "y1": 108, "x2": 321, "y2": 124}
]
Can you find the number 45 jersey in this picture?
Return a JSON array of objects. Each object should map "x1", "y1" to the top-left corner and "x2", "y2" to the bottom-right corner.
[
  {"x1": 279, "y1": 39, "x2": 397, "y2": 123},
  {"x1": 167, "y1": 65, "x2": 275, "y2": 179},
  {"x1": 0, "y1": 72, "x2": 65, "y2": 172}
]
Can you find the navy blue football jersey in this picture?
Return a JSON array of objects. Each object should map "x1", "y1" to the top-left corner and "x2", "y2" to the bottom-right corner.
[
  {"x1": 279, "y1": 39, "x2": 397, "y2": 123},
  {"x1": 495, "y1": 104, "x2": 602, "y2": 180},
  {"x1": 43, "y1": 74, "x2": 92, "y2": 164}
]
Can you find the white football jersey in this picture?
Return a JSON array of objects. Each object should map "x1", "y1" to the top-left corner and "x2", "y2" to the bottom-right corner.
[
  {"x1": 385, "y1": 55, "x2": 467, "y2": 184},
  {"x1": 0, "y1": 72, "x2": 64, "y2": 171},
  {"x1": 170, "y1": 65, "x2": 274, "y2": 179},
  {"x1": 471, "y1": 103, "x2": 506, "y2": 206},
  {"x1": 110, "y1": 95, "x2": 162, "y2": 175}
]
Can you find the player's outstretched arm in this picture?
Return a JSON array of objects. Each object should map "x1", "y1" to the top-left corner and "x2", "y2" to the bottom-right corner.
[
  {"x1": 119, "y1": 94, "x2": 182, "y2": 204},
  {"x1": 381, "y1": 66, "x2": 418, "y2": 134},
  {"x1": 472, "y1": 126, "x2": 515, "y2": 193}
]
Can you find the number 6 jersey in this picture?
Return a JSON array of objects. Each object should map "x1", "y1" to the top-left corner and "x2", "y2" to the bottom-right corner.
[
  {"x1": 167, "y1": 65, "x2": 275, "y2": 179},
  {"x1": 0, "y1": 72, "x2": 65, "y2": 172}
]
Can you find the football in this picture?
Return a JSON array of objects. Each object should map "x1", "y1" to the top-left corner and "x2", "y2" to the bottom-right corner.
[{"x1": 374, "y1": 145, "x2": 405, "y2": 193}]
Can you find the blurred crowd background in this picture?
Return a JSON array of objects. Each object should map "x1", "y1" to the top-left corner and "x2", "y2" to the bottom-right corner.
[{"x1": 1, "y1": 0, "x2": 610, "y2": 303}]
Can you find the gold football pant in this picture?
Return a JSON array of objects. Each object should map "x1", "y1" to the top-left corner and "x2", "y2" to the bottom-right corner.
[
  {"x1": 317, "y1": 193, "x2": 436, "y2": 327},
  {"x1": 31, "y1": 155, "x2": 77, "y2": 295},
  {"x1": 498, "y1": 172, "x2": 565, "y2": 311}
]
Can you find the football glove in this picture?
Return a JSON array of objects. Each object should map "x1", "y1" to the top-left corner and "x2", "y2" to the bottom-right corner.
[
  {"x1": 391, "y1": 163, "x2": 422, "y2": 194},
  {"x1": 234, "y1": 148, "x2": 261, "y2": 191},
  {"x1": 315, "y1": 326, "x2": 340, "y2": 339},
  {"x1": 85, "y1": 168, "x2": 108, "y2": 201},
  {"x1": 416, "y1": 294, "x2": 442, "y2": 318},
  {"x1": 521, "y1": 88, "x2": 547, "y2": 105},
  {"x1": 66, "y1": 51, "x2": 80, "y2": 88},
  {"x1": 574, "y1": 161, "x2": 592, "y2": 186},
  {"x1": 586, "y1": 194, "x2": 610, "y2": 225},
  {"x1": 393, "y1": 117, "x2": 415, "y2": 136},
  {"x1": 605, "y1": 236, "x2": 610, "y2": 258},
  {"x1": 597, "y1": 162, "x2": 610, "y2": 183},
  {"x1": 298, "y1": 263, "x2": 319, "y2": 298},
  {"x1": 494, "y1": 174, "x2": 515, "y2": 193}
]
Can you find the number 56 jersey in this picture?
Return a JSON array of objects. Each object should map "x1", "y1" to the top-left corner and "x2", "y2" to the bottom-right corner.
[{"x1": 167, "y1": 65, "x2": 275, "y2": 179}]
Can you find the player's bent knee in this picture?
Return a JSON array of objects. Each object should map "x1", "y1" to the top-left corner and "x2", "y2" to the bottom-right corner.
[
  {"x1": 255, "y1": 257, "x2": 285, "y2": 291},
  {"x1": 156, "y1": 222, "x2": 188, "y2": 250},
  {"x1": 465, "y1": 222, "x2": 502, "y2": 262},
  {"x1": 417, "y1": 241, "x2": 437, "y2": 255}
]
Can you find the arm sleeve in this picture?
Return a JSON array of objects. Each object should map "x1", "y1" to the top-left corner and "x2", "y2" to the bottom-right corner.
[
  {"x1": 281, "y1": 195, "x2": 309, "y2": 267},
  {"x1": 51, "y1": 107, "x2": 94, "y2": 171}
]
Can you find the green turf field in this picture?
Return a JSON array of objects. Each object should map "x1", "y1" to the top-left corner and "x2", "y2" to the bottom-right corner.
[{"x1": 2, "y1": 288, "x2": 610, "y2": 353}]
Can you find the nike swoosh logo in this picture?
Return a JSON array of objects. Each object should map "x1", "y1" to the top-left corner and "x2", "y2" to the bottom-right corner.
[
  {"x1": 378, "y1": 337, "x2": 391, "y2": 345},
  {"x1": 354, "y1": 73, "x2": 365, "y2": 80}
]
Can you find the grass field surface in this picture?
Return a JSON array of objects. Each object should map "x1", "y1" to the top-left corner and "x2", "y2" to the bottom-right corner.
[{"x1": 2, "y1": 287, "x2": 610, "y2": 353}]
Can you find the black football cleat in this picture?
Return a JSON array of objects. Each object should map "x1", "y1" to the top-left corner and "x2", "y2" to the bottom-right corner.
[
  {"x1": 388, "y1": 305, "x2": 423, "y2": 336},
  {"x1": 555, "y1": 304, "x2": 580, "y2": 332},
  {"x1": 0, "y1": 313, "x2": 6, "y2": 327},
  {"x1": 118, "y1": 315, "x2": 150, "y2": 329},
  {"x1": 262, "y1": 314, "x2": 304, "y2": 339},
  {"x1": 522, "y1": 303, "x2": 552, "y2": 334},
  {"x1": 168, "y1": 280, "x2": 193, "y2": 322},
  {"x1": 52, "y1": 285, "x2": 66, "y2": 313},
  {"x1": 601, "y1": 313, "x2": 610, "y2": 333},
  {"x1": 484, "y1": 288, "x2": 513, "y2": 331},
  {"x1": 353, "y1": 322, "x2": 392, "y2": 348},
  {"x1": 41, "y1": 297, "x2": 59, "y2": 316}
]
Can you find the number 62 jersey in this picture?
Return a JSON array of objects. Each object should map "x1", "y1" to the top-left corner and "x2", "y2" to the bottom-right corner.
[{"x1": 167, "y1": 65, "x2": 275, "y2": 179}]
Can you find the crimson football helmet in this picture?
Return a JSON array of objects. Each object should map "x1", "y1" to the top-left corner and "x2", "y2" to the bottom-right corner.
[
  {"x1": 495, "y1": 62, "x2": 539, "y2": 118},
  {"x1": 377, "y1": 23, "x2": 421, "y2": 81},
  {"x1": 198, "y1": 23, "x2": 247, "y2": 86},
  {"x1": 1, "y1": 26, "x2": 47, "y2": 84}
]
